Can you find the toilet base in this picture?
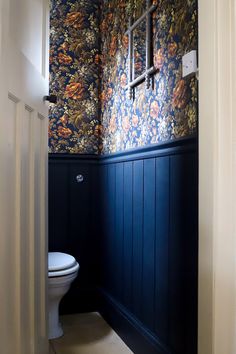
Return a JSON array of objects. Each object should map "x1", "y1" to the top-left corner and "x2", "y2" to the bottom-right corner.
[
  {"x1": 49, "y1": 319, "x2": 63, "y2": 340},
  {"x1": 48, "y1": 295, "x2": 64, "y2": 339},
  {"x1": 48, "y1": 271, "x2": 78, "y2": 340}
]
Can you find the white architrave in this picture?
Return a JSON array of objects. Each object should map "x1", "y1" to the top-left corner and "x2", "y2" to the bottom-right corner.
[{"x1": 199, "y1": 0, "x2": 236, "y2": 353}]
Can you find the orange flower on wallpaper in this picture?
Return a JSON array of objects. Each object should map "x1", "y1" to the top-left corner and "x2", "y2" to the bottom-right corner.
[
  {"x1": 65, "y1": 82, "x2": 85, "y2": 100},
  {"x1": 168, "y1": 42, "x2": 178, "y2": 57},
  {"x1": 49, "y1": 49, "x2": 54, "y2": 64},
  {"x1": 58, "y1": 126, "x2": 72, "y2": 138},
  {"x1": 100, "y1": 90, "x2": 107, "y2": 104},
  {"x1": 172, "y1": 80, "x2": 188, "y2": 109},
  {"x1": 108, "y1": 13, "x2": 113, "y2": 20},
  {"x1": 65, "y1": 11, "x2": 84, "y2": 29},
  {"x1": 58, "y1": 52, "x2": 73, "y2": 65},
  {"x1": 150, "y1": 101, "x2": 159, "y2": 119},
  {"x1": 100, "y1": 20, "x2": 107, "y2": 33},
  {"x1": 59, "y1": 115, "x2": 68, "y2": 126},
  {"x1": 101, "y1": 13, "x2": 113, "y2": 32},
  {"x1": 109, "y1": 36, "x2": 117, "y2": 57},
  {"x1": 107, "y1": 87, "x2": 113, "y2": 98},
  {"x1": 100, "y1": 87, "x2": 113, "y2": 108},
  {"x1": 94, "y1": 54, "x2": 100, "y2": 64},
  {"x1": 118, "y1": 0, "x2": 126, "y2": 9},
  {"x1": 122, "y1": 35, "x2": 129, "y2": 49},
  {"x1": 122, "y1": 116, "x2": 131, "y2": 133},
  {"x1": 109, "y1": 115, "x2": 117, "y2": 133},
  {"x1": 94, "y1": 124, "x2": 103, "y2": 137},
  {"x1": 120, "y1": 73, "x2": 127, "y2": 88},
  {"x1": 154, "y1": 48, "x2": 165, "y2": 69},
  {"x1": 48, "y1": 127, "x2": 53, "y2": 138},
  {"x1": 59, "y1": 42, "x2": 69, "y2": 51}
]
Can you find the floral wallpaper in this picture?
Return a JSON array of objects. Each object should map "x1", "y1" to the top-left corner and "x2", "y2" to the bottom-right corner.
[
  {"x1": 49, "y1": 0, "x2": 198, "y2": 154},
  {"x1": 49, "y1": 0, "x2": 101, "y2": 154},
  {"x1": 100, "y1": 0, "x2": 198, "y2": 154}
]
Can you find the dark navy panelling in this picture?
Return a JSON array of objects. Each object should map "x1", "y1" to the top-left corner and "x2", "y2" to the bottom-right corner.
[
  {"x1": 106, "y1": 164, "x2": 116, "y2": 295},
  {"x1": 168, "y1": 153, "x2": 198, "y2": 354},
  {"x1": 49, "y1": 162, "x2": 69, "y2": 252},
  {"x1": 155, "y1": 157, "x2": 170, "y2": 343},
  {"x1": 99, "y1": 289, "x2": 172, "y2": 354},
  {"x1": 99, "y1": 164, "x2": 109, "y2": 288},
  {"x1": 69, "y1": 163, "x2": 91, "y2": 262},
  {"x1": 184, "y1": 153, "x2": 198, "y2": 354},
  {"x1": 115, "y1": 163, "x2": 124, "y2": 302},
  {"x1": 132, "y1": 160, "x2": 144, "y2": 319},
  {"x1": 123, "y1": 161, "x2": 133, "y2": 310},
  {"x1": 90, "y1": 163, "x2": 101, "y2": 288},
  {"x1": 169, "y1": 154, "x2": 185, "y2": 353},
  {"x1": 142, "y1": 158, "x2": 156, "y2": 330},
  {"x1": 49, "y1": 137, "x2": 198, "y2": 354},
  {"x1": 99, "y1": 138, "x2": 198, "y2": 354},
  {"x1": 49, "y1": 158, "x2": 98, "y2": 314},
  {"x1": 67, "y1": 162, "x2": 93, "y2": 313}
]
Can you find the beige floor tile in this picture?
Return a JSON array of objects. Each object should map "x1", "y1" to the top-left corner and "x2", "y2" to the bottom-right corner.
[{"x1": 51, "y1": 312, "x2": 133, "y2": 354}]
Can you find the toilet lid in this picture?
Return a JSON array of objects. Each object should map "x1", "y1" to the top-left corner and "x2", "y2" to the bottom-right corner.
[{"x1": 48, "y1": 252, "x2": 76, "y2": 272}]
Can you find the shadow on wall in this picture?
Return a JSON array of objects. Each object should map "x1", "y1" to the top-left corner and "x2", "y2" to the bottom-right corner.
[{"x1": 49, "y1": 0, "x2": 198, "y2": 155}]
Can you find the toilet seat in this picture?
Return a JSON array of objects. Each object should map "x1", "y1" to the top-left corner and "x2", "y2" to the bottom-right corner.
[{"x1": 48, "y1": 252, "x2": 79, "y2": 278}]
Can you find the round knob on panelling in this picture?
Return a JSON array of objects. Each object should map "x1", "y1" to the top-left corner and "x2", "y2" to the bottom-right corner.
[{"x1": 76, "y1": 174, "x2": 84, "y2": 183}]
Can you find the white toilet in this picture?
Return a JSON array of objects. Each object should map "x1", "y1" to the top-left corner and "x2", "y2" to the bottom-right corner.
[{"x1": 48, "y1": 252, "x2": 79, "y2": 339}]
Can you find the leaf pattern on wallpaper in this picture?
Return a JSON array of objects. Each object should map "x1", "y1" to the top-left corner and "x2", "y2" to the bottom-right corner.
[
  {"x1": 49, "y1": 0, "x2": 198, "y2": 154},
  {"x1": 49, "y1": 0, "x2": 102, "y2": 154}
]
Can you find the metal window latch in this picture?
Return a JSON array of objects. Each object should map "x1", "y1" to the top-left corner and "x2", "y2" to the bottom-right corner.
[{"x1": 76, "y1": 175, "x2": 84, "y2": 183}]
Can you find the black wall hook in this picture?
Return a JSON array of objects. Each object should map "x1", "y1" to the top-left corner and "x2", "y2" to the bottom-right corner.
[{"x1": 43, "y1": 95, "x2": 57, "y2": 104}]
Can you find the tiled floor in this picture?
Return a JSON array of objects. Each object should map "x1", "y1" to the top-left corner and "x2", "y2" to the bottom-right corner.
[{"x1": 50, "y1": 312, "x2": 133, "y2": 354}]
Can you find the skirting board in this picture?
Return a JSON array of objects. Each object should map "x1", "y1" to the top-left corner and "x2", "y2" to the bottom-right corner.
[{"x1": 98, "y1": 289, "x2": 172, "y2": 354}]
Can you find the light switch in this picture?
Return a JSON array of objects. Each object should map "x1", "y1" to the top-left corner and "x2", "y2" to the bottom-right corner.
[{"x1": 182, "y1": 50, "x2": 198, "y2": 78}]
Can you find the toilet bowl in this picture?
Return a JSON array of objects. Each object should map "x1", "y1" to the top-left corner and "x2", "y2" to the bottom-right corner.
[{"x1": 48, "y1": 252, "x2": 79, "y2": 339}]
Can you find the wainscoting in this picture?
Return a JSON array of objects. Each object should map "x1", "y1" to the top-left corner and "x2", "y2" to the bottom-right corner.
[
  {"x1": 49, "y1": 155, "x2": 99, "y2": 313},
  {"x1": 49, "y1": 137, "x2": 198, "y2": 354}
]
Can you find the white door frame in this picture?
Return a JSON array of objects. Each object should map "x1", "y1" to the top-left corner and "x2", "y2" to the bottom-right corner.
[
  {"x1": 199, "y1": 0, "x2": 236, "y2": 353},
  {"x1": 0, "y1": 0, "x2": 49, "y2": 352}
]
